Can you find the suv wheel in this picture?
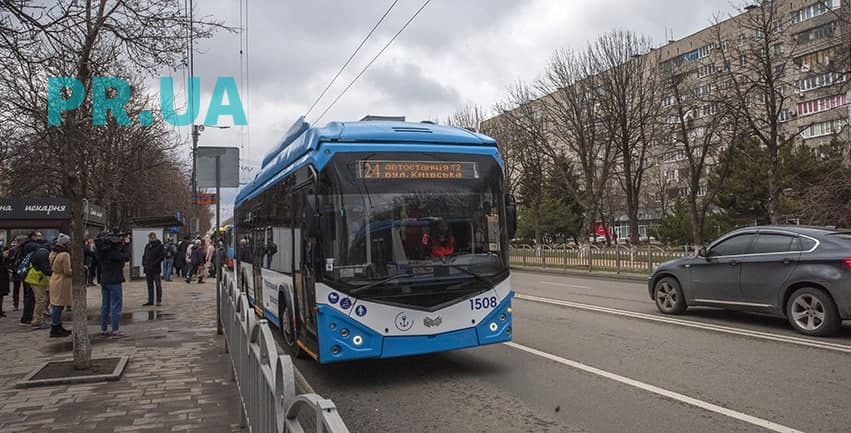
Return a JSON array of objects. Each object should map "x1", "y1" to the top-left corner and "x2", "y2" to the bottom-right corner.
[
  {"x1": 786, "y1": 288, "x2": 841, "y2": 337},
  {"x1": 654, "y1": 277, "x2": 687, "y2": 315}
]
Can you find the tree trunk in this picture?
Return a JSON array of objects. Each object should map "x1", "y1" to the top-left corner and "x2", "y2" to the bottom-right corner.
[
  {"x1": 688, "y1": 196, "x2": 702, "y2": 254},
  {"x1": 767, "y1": 148, "x2": 780, "y2": 224},
  {"x1": 70, "y1": 197, "x2": 92, "y2": 370}
]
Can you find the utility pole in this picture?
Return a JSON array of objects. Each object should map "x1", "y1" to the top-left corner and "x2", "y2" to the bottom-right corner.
[
  {"x1": 192, "y1": 124, "x2": 200, "y2": 236},
  {"x1": 188, "y1": 0, "x2": 197, "y2": 237}
]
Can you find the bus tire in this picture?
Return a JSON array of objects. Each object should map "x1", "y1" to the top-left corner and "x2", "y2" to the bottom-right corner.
[{"x1": 280, "y1": 298, "x2": 304, "y2": 358}]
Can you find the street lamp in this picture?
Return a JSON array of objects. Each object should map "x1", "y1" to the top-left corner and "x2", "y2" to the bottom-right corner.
[{"x1": 191, "y1": 124, "x2": 231, "y2": 235}]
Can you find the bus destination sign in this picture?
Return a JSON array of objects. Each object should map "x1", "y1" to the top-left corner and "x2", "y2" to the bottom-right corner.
[{"x1": 357, "y1": 160, "x2": 479, "y2": 180}]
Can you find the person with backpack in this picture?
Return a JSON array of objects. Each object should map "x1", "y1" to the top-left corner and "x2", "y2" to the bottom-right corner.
[
  {"x1": 48, "y1": 234, "x2": 72, "y2": 337},
  {"x1": 16, "y1": 231, "x2": 53, "y2": 329},
  {"x1": 162, "y1": 237, "x2": 177, "y2": 282},
  {"x1": 187, "y1": 239, "x2": 204, "y2": 283},
  {"x1": 95, "y1": 230, "x2": 130, "y2": 338}
]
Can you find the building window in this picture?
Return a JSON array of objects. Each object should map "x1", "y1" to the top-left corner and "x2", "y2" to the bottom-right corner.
[
  {"x1": 791, "y1": 0, "x2": 839, "y2": 25},
  {"x1": 664, "y1": 149, "x2": 687, "y2": 162},
  {"x1": 662, "y1": 95, "x2": 675, "y2": 108},
  {"x1": 794, "y1": 46, "x2": 837, "y2": 67},
  {"x1": 740, "y1": 55, "x2": 747, "y2": 67},
  {"x1": 796, "y1": 94, "x2": 847, "y2": 116},
  {"x1": 779, "y1": 109, "x2": 791, "y2": 123},
  {"x1": 774, "y1": 43, "x2": 784, "y2": 55},
  {"x1": 800, "y1": 119, "x2": 845, "y2": 139},
  {"x1": 795, "y1": 22, "x2": 836, "y2": 45},
  {"x1": 697, "y1": 64, "x2": 717, "y2": 78},
  {"x1": 796, "y1": 71, "x2": 846, "y2": 92}
]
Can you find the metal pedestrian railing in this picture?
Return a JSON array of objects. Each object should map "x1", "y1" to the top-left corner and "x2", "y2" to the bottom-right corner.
[
  {"x1": 219, "y1": 279, "x2": 350, "y2": 433},
  {"x1": 510, "y1": 244, "x2": 693, "y2": 274}
]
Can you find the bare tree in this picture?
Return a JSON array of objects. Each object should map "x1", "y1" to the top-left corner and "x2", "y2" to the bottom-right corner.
[
  {"x1": 0, "y1": 1, "x2": 222, "y2": 370},
  {"x1": 536, "y1": 48, "x2": 617, "y2": 242},
  {"x1": 591, "y1": 30, "x2": 664, "y2": 244},
  {"x1": 711, "y1": 2, "x2": 807, "y2": 224},
  {"x1": 494, "y1": 82, "x2": 551, "y2": 245},
  {"x1": 659, "y1": 43, "x2": 744, "y2": 251},
  {"x1": 447, "y1": 103, "x2": 486, "y2": 132}
]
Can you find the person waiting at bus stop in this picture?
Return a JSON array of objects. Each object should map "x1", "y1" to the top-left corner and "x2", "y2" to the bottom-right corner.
[{"x1": 422, "y1": 219, "x2": 455, "y2": 258}]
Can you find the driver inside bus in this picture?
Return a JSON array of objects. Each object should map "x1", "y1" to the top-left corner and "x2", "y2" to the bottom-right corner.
[{"x1": 423, "y1": 219, "x2": 455, "y2": 258}]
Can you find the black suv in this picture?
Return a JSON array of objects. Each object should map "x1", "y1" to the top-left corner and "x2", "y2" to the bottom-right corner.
[{"x1": 649, "y1": 226, "x2": 851, "y2": 336}]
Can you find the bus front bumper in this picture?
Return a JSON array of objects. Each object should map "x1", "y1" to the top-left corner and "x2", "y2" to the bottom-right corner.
[{"x1": 315, "y1": 292, "x2": 514, "y2": 364}]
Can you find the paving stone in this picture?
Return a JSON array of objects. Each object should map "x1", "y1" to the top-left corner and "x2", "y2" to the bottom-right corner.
[{"x1": 0, "y1": 279, "x2": 245, "y2": 432}]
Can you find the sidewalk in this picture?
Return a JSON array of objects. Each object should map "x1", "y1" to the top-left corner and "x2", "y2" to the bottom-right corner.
[{"x1": 0, "y1": 276, "x2": 244, "y2": 433}]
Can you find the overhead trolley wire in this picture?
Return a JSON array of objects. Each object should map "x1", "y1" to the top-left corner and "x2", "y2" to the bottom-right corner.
[
  {"x1": 315, "y1": 0, "x2": 432, "y2": 123},
  {"x1": 303, "y1": 0, "x2": 400, "y2": 118}
]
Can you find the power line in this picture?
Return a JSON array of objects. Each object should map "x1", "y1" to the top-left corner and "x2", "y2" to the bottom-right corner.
[
  {"x1": 315, "y1": 0, "x2": 432, "y2": 123},
  {"x1": 303, "y1": 0, "x2": 400, "y2": 118}
]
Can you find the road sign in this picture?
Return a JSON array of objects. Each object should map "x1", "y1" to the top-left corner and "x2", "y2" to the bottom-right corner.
[{"x1": 197, "y1": 193, "x2": 217, "y2": 205}]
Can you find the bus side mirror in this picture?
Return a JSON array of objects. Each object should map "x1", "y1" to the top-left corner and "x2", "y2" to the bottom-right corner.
[{"x1": 505, "y1": 193, "x2": 517, "y2": 240}]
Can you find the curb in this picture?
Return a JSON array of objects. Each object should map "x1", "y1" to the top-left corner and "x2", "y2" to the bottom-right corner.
[{"x1": 511, "y1": 265, "x2": 649, "y2": 282}]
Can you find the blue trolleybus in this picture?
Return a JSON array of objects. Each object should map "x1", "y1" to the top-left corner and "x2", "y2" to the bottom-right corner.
[{"x1": 225, "y1": 117, "x2": 516, "y2": 363}]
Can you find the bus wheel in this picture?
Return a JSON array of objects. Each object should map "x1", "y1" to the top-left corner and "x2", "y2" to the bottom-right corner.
[{"x1": 280, "y1": 301, "x2": 303, "y2": 358}]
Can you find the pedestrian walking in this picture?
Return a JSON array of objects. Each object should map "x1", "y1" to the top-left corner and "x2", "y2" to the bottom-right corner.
[
  {"x1": 95, "y1": 230, "x2": 130, "y2": 338},
  {"x1": 0, "y1": 246, "x2": 11, "y2": 318},
  {"x1": 163, "y1": 237, "x2": 177, "y2": 281},
  {"x1": 142, "y1": 232, "x2": 165, "y2": 306},
  {"x1": 48, "y1": 234, "x2": 72, "y2": 337}
]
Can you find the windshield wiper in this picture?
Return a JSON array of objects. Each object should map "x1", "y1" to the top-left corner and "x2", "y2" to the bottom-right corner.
[
  {"x1": 407, "y1": 263, "x2": 495, "y2": 289},
  {"x1": 349, "y1": 272, "x2": 413, "y2": 295},
  {"x1": 438, "y1": 264, "x2": 494, "y2": 289}
]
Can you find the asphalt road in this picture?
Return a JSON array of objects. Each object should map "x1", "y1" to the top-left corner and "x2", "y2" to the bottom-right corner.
[{"x1": 287, "y1": 270, "x2": 851, "y2": 433}]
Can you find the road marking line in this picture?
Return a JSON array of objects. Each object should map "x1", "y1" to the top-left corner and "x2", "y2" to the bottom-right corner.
[
  {"x1": 538, "y1": 281, "x2": 592, "y2": 289},
  {"x1": 505, "y1": 342, "x2": 805, "y2": 433},
  {"x1": 516, "y1": 293, "x2": 851, "y2": 354}
]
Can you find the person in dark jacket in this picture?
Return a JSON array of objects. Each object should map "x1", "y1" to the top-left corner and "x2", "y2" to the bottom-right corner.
[
  {"x1": 8, "y1": 235, "x2": 25, "y2": 311},
  {"x1": 175, "y1": 236, "x2": 189, "y2": 279},
  {"x1": 0, "y1": 246, "x2": 11, "y2": 318},
  {"x1": 186, "y1": 239, "x2": 204, "y2": 283},
  {"x1": 18, "y1": 232, "x2": 53, "y2": 328},
  {"x1": 162, "y1": 237, "x2": 177, "y2": 282},
  {"x1": 84, "y1": 238, "x2": 98, "y2": 286},
  {"x1": 95, "y1": 231, "x2": 130, "y2": 338},
  {"x1": 142, "y1": 232, "x2": 165, "y2": 306}
]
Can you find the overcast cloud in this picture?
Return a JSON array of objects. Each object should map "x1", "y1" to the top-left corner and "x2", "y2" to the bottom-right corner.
[{"x1": 171, "y1": 0, "x2": 740, "y2": 221}]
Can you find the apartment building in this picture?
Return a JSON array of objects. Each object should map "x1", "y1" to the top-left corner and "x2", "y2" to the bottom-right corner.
[{"x1": 485, "y1": 0, "x2": 850, "y2": 241}]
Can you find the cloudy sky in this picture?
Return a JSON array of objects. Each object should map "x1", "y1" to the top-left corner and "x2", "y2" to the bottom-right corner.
[{"x1": 175, "y1": 0, "x2": 741, "y2": 222}]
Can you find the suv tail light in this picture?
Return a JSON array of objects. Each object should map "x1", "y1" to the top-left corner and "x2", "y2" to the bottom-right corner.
[{"x1": 843, "y1": 258, "x2": 851, "y2": 269}]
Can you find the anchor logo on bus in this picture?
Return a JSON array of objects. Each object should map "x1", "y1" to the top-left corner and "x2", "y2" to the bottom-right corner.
[{"x1": 395, "y1": 312, "x2": 413, "y2": 331}]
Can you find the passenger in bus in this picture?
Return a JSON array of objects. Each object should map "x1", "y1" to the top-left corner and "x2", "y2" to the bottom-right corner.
[{"x1": 423, "y1": 220, "x2": 455, "y2": 258}]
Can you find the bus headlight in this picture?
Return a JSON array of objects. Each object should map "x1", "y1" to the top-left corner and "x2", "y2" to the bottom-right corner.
[
  {"x1": 340, "y1": 328, "x2": 349, "y2": 338},
  {"x1": 329, "y1": 323, "x2": 337, "y2": 331},
  {"x1": 331, "y1": 345, "x2": 341, "y2": 355},
  {"x1": 499, "y1": 313, "x2": 506, "y2": 322},
  {"x1": 489, "y1": 322, "x2": 498, "y2": 332},
  {"x1": 353, "y1": 335, "x2": 363, "y2": 346}
]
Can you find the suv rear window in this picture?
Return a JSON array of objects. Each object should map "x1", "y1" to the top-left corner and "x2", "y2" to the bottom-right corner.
[{"x1": 798, "y1": 237, "x2": 817, "y2": 251}]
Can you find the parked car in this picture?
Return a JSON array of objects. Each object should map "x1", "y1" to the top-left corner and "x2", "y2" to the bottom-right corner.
[{"x1": 648, "y1": 225, "x2": 851, "y2": 336}]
